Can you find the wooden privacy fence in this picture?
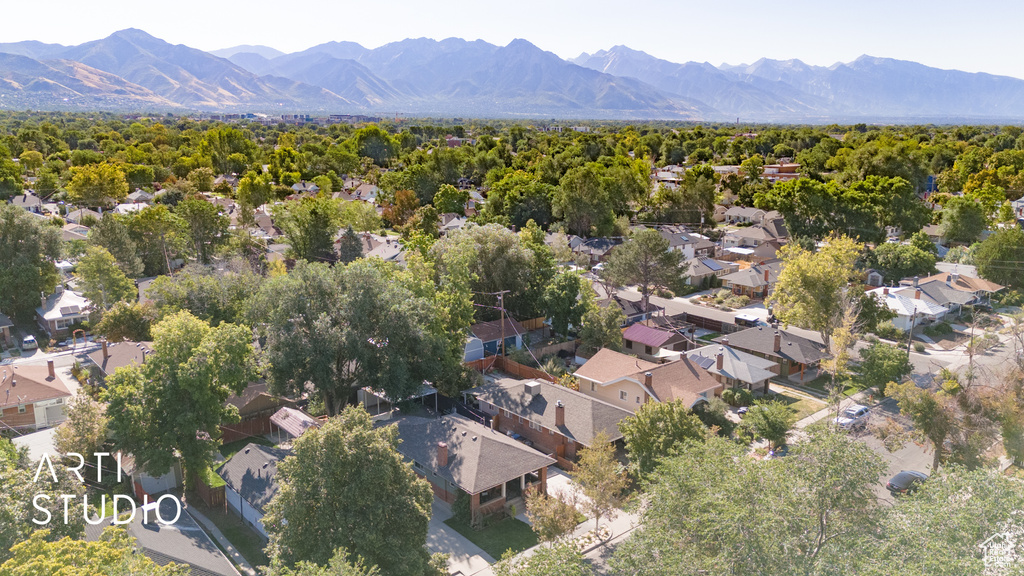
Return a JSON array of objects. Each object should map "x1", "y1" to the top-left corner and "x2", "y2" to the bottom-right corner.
[{"x1": 465, "y1": 355, "x2": 556, "y2": 383}]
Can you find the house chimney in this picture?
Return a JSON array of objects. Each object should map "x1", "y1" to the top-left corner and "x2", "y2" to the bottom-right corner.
[
  {"x1": 41, "y1": 292, "x2": 47, "y2": 309},
  {"x1": 764, "y1": 268, "x2": 770, "y2": 282},
  {"x1": 437, "y1": 442, "x2": 448, "y2": 467},
  {"x1": 716, "y1": 348, "x2": 724, "y2": 371},
  {"x1": 915, "y1": 289, "x2": 922, "y2": 300},
  {"x1": 47, "y1": 360, "x2": 55, "y2": 379},
  {"x1": 883, "y1": 287, "x2": 889, "y2": 296},
  {"x1": 102, "y1": 341, "x2": 109, "y2": 360},
  {"x1": 913, "y1": 276, "x2": 919, "y2": 287},
  {"x1": 774, "y1": 331, "x2": 781, "y2": 352},
  {"x1": 722, "y1": 336, "x2": 729, "y2": 346},
  {"x1": 555, "y1": 400, "x2": 565, "y2": 427},
  {"x1": 951, "y1": 272, "x2": 959, "y2": 284},
  {"x1": 644, "y1": 371, "x2": 652, "y2": 388}
]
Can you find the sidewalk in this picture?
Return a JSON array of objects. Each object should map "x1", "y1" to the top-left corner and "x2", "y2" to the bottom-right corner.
[
  {"x1": 184, "y1": 502, "x2": 257, "y2": 576},
  {"x1": 427, "y1": 498, "x2": 495, "y2": 576}
]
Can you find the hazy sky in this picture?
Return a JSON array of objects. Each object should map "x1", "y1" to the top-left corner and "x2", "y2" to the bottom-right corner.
[{"x1": 9, "y1": 0, "x2": 1024, "y2": 78}]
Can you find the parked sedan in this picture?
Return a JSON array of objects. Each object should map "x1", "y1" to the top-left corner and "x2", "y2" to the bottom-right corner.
[{"x1": 886, "y1": 470, "x2": 928, "y2": 495}]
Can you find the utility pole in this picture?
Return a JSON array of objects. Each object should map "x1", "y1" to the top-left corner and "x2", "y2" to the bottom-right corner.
[
  {"x1": 906, "y1": 309, "x2": 918, "y2": 355},
  {"x1": 496, "y1": 290, "x2": 511, "y2": 357}
]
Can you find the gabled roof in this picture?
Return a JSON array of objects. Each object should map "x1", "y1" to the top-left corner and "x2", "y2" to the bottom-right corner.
[
  {"x1": 915, "y1": 272, "x2": 1004, "y2": 294},
  {"x1": 37, "y1": 288, "x2": 91, "y2": 321},
  {"x1": 574, "y1": 348, "x2": 659, "y2": 384},
  {"x1": 645, "y1": 356, "x2": 722, "y2": 406},
  {"x1": 686, "y1": 257, "x2": 736, "y2": 277},
  {"x1": 86, "y1": 341, "x2": 152, "y2": 378},
  {"x1": 910, "y1": 281, "x2": 976, "y2": 308},
  {"x1": 225, "y1": 382, "x2": 293, "y2": 416},
  {"x1": 12, "y1": 193, "x2": 42, "y2": 208},
  {"x1": 720, "y1": 260, "x2": 783, "y2": 288},
  {"x1": 270, "y1": 407, "x2": 320, "y2": 439},
  {"x1": 0, "y1": 364, "x2": 72, "y2": 409},
  {"x1": 470, "y1": 318, "x2": 526, "y2": 343},
  {"x1": 392, "y1": 414, "x2": 555, "y2": 495},
  {"x1": 0, "y1": 312, "x2": 13, "y2": 329},
  {"x1": 687, "y1": 344, "x2": 778, "y2": 385},
  {"x1": 467, "y1": 378, "x2": 633, "y2": 445},
  {"x1": 714, "y1": 327, "x2": 828, "y2": 365},
  {"x1": 866, "y1": 288, "x2": 948, "y2": 317},
  {"x1": 65, "y1": 208, "x2": 101, "y2": 223},
  {"x1": 622, "y1": 323, "x2": 687, "y2": 349},
  {"x1": 61, "y1": 222, "x2": 90, "y2": 241},
  {"x1": 724, "y1": 206, "x2": 764, "y2": 218},
  {"x1": 217, "y1": 443, "x2": 291, "y2": 513}
]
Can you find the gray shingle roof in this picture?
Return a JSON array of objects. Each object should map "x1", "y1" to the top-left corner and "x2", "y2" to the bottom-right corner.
[
  {"x1": 467, "y1": 378, "x2": 633, "y2": 445},
  {"x1": 688, "y1": 344, "x2": 778, "y2": 385},
  {"x1": 217, "y1": 444, "x2": 291, "y2": 513},
  {"x1": 715, "y1": 327, "x2": 828, "y2": 365},
  {"x1": 392, "y1": 414, "x2": 555, "y2": 495}
]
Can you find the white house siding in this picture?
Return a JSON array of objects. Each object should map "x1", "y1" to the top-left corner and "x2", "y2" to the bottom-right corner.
[{"x1": 225, "y1": 486, "x2": 268, "y2": 538}]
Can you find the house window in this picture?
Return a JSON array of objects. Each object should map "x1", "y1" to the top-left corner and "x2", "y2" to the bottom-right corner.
[
  {"x1": 590, "y1": 382, "x2": 595, "y2": 392},
  {"x1": 530, "y1": 420, "x2": 541, "y2": 431},
  {"x1": 645, "y1": 345, "x2": 652, "y2": 355},
  {"x1": 619, "y1": 390, "x2": 627, "y2": 401},
  {"x1": 625, "y1": 340, "x2": 633, "y2": 349},
  {"x1": 18, "y1": 405, "x2": 26, "y2": 414},
  {"x1": 636, "y1": 396, "x2": 641, "y2": 403},
  {"x1": 479, "y1": 486, "x2": 502, "y2": 504}
]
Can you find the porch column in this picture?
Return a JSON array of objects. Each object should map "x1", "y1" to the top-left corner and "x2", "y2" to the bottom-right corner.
[
  {"x1": 501, "y1": 482, "x2": 506, "y2": 498},
  {"x1": 520, "y1": 474, "x2": 526, "y2": 491},
  {"x1": 539, "y1": 466, "x2": 548, "y2": 495}
]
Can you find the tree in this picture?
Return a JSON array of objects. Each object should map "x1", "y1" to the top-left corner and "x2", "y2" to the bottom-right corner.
[
  {"x1": 248, "y1": 261, "x2": 454, "y2": 416},
  {"x1": 572, "y1": 431, "x2": 627, "y2": 534},
  {"x1": 889, "y1": 380, "x2": 953, "y2": 471},
  {"x1": 603, "y1": 228, "x2": 683, "y2": 316},
  {"x1": 102, "y1": 311, "x2": 255, "y2": 485},
  {"x1": 264, "y1": 407, "x2": 433, "y2": 575},
  {"x1": 18, "y1": 150, "x2": 43, "y2": 173},
  {"x1": 481, "y1": 170, "x2": 555, "y2": 229},
  {"x1": 974, "y1": 227, "x2": 1024, "y2": 289},
  {"x1": 273, "y1": 196, "x2": 342, "y2": 264},
  {"x1": 579, "y1": 302, "x2": 624, "y2": 355},
  {"x1": 76, "y1": 246, "x2": 137, "y2": 311},
  {"x1": 339, "y1": 201, "x2": 382, "y2": 232},
  {"x1": 493, "y1": 541, "x2": 593, "y2": 576},
  {"x1": 0, "y1": 452, "x2": 86, "y2": 563},
  {"x1": 147, "y1": 261, "x2": 260, "y2": 326},
  {"x1": 766, "y1": 235, "x2": 862, "y2": 347},
  {"x1": 618, "y1": 400, "x2": 707, "y2": 482},
  {"x1": 738, "y1": 400, "x2": 795, "y2": 450},
  {"x1": 88, "y1": 215, "x2": 144, "y2": 278},
  {"x1": 525, "y1": 488, "x2": 580, "y2": 543},
  {"x1": 857, "y1": 291, "x2": 897, "y2": 333},
  {"x1": 857, "y1": 341, "x2": 913, "y2": 396},
  {"x1": 0, "y1": 202, "x2": 61, "y2": 321},
  {"x1": 94, "y1": 300, "x2": 155, "y2": 342},
  {"x1": 939, "y1": 196, "x2": 987, "y2": 245},
  {"x1": 337, "y1": 226, "x2": 363, "y2": 264},
  {"x1": 67, "y1": 163, "x2": 129, "y2": 208},
  {"x1": 867, "y1": 242, "x2": 936, "y2": 284},
  {"x1": 381, "y1": 189, "x2": 420, "y2": 228},
  {"x1": 54, "y1": 392, "x2": 109, "y2": 458},
  {"x1": 186, "y1": 167, "x2": 215, "y2": 192},
  {"x1": 611, "y1": 428, "x2": 885, "y2": 576},
  {"x1": 175, "y1": 197, "x2": 229, "y2": 264},
  {"x1": 263, "y1": 549, "x2": 380, "y2": 576},
  {"x1": 0, "y1": 528, "x2": 186, "y2": 576},
  {"x1": 123, "y1": 205, "x2": 189, "y2": 276},
  {"x1": 554, "y1": 164, "x2": 615, "y2": 236},
  {"x1": 433, "y1": 183, "x2": 469, "y2": 215},
  {"x1": 543, "y1": 270, "x2": 587, "y2": 338},
  {"x1": 237, "y1": 171, "x2": 273, "y2": 210},
  {"x1": 909, "y1": 229, "x2": 938, "y2": 255}
]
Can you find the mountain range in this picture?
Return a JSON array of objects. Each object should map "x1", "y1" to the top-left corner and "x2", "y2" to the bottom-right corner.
[{"x1": 2, "y1": 29, "x2": 1024, "y2": 122}]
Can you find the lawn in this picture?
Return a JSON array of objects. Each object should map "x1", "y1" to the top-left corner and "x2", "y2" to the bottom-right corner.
[
  {"x1": 773, "y1": 390, "x2": 827, "y2": 421},
  {"x1": 794, "y1": 374, "x2": 859, "y2": 398},
  {"x1": 219, "y1": 436, "x2": 274, "y2": 460},
  {"x1": 443, "y1": 516, "x2": 538, "y2": 559},
  {"x1": 190, "y1": 497, "x2": 270, "y2": 568}
]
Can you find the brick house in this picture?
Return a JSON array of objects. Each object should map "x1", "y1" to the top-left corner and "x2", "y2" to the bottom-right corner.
[
  {"x1": 714, "y1": 327, "x2": 828, "y2": 378},
  {"x1": 622, "y1": 323, "x2": 690, "y2": 362},
  {"x1": 686, "y1": 344, "x2": 779, "y2": 394},
  {"x1": 36, "y1": 286, "x2": 91, "y2": 337},
  {"x1": 87, "y1": 340, "x2": 151, "y2": 382},
  {"x1": 465, "y1": 378, "x2": 633, "y2": 468},
  {"x1": 393, "y1": 414, "x2": 555, "y2": 524},
  {"x1": 574, "y1": 348, "x2": 722, "y2": 411},
  {"x1": 0, "y1": 360, "x2": 72, "y2": 432}
]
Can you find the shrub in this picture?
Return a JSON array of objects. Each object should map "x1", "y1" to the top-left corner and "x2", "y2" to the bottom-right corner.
[
  {"x1": 913, "y1": 341, "x2": 926, "y2": 353},
  {"x1": 922, "y1": 321, "x2": 952, "y2": 337},
  {"x1": 453, "y1": 491, "x2": 472, "y2": 524},
  {"x1": 735, "y1": 388, "x2": 754, "y2": 406},
  {"x1": 874, "y1": 321, "x2": 906, "y2": 341},
  {"x1": 996, "y1": 289, "x2": 1024, "y2": 307}
]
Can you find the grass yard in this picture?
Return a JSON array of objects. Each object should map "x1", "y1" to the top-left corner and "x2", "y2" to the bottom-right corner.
[
  {"x1": 190, "y1": 497, "x2": 270, "y2": 568},
  {"x1": 773, "y1": 390, "x2": 827, "y2": 421},
  {"x1": 795, "y1": 374, "x2": 859, "y2": 398},
  {"x1": 443, "y1": 516, "x2": 538, "y2": 559},
  {"x1": 219, "y1": 436, "x2": 274, "y2": 460}
]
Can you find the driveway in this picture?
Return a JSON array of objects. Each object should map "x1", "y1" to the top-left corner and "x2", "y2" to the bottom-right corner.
[
  {"x1": 545, "y1": 465, "x2": 592, "y2": 514},
  {"x1": 427, "y1": 497, "x2": 494, "y2": 576}
]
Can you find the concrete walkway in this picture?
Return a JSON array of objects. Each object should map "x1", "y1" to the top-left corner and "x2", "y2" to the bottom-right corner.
[
  {"x1": 183, "y1": 502, "x2": 257, "y2": 576},
  {"x1": 427, "y1": 497, "x2": 495, "y2": 576}
]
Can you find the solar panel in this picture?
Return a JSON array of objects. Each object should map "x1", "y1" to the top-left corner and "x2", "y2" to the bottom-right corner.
[
  {"x1": 704, "y1": 259, "x2": 723, "y2": 272},
  {"x1": 60, "y1": 306, "x2": 81, "y2": 315},
  {"x1": 689, "y1": 355, "x2": 715, "y2": 370}
]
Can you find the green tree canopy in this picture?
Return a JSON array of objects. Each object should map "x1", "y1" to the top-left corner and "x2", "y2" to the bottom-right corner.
[
  {"x1": 857, "y1": 341, "x2": 914, "y2": 396},
  {"x1": 76, "y1": 245, "x2": 137, "y2": 311},
  {"x1": 67, "y1": 162, "x2": 129, "y2": 208},
  {"x1": 974, "y1": 227, "x2": 1024, "y2": 289},
  {"x1": 939, "y1": 196, "x2": 987, "y2": 245},
  {"x1": 175, "y1": 196, "x2": 229, "y2": 264},
  {"x1": 148, "y1": 261, "x2": 261, "y2": 326},
  {"x1": 603, "y1": 228, "x2": 684, "y2": 315},
  {"x1": 543, "y1": 270, "x2": 588, "y2": 337},
  {"x1": 619, "y1": 400, "x2": 707, "y2": 482},
  {"x1": 264, "y1": 407, "x2": 433, "y2": 575},
  {"x1": 88, "y1": 214, "x2": 144, "y2": 278},
  {"x1": 1, "y1": 528, "x2": 186, "y2": 576},
  {"x1": 273, "y1": 195, "x2": 343, "y2": 264},
  {"x1": 0, "y1": 202, "x2": 61, "y2": 320},
  {"x1": 867, "y1": 242, "x2": 937, "y2": 284}
]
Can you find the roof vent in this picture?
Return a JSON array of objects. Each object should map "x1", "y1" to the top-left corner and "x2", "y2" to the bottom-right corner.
[
  {"x1": 244, "y1": 448, "x2": 250, "y2": 454},
  {"x1": 462, "y1": 431, "x2": 467, "y2": 436},
  {"x1": 472, "y1": 436, "x2": 477, "y2": 441},
  {"x1": 263, "y1": 462, "x2": 269, "y2": 469},
  {"x1": 525, "y1": 382, "x2": 541, "y2": 396}
]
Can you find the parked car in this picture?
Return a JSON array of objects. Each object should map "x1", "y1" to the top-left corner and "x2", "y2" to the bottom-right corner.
[
  {"x1": 834, "y1": 404, "x2": 870, "y2": 430},
  {"x1": 886, "y1": 470, "x2": 928, "y2": 495},
  {"x1": 21, "y1": 335, "x2": 37, "y2": 350}
]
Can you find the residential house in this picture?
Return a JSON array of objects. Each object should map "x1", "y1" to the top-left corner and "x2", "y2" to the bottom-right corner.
[
  {"x1": 0, "y1": 360, "x2": 71, "y2": 432},
  {"x1": 222, "y1": 383, "x2": 296, "y2": 443},
  {"x1": 904, "y1": 271, "x2": 1004, "y2": 306},
  {"x1": 714, "y1": 327, "x2": 828, "y2": 379},
  {"x1": 11, "y1": 192, "x2": 43, "y2": 213},
  {"x1": 866, "y1": 287, "x2": 949, "y2": 332},
  {"x1": 865, "y1": 268, "x2": 885, "y2": 287},
  {"x1": 353, "y1": 232, "x2": 404, "y2": 263},
  {"x1": 761, "y1": 163, "x2": 800, "y2": 183},
  {"x1": 218, "y1": 443, "x2": 292, "y2": 538},
  {"x1": 86, "y1": 340, "x2": 152, "y2": 381},
  {"x1": 65, "y1": 208, "x2": 101, "y2": 224},
  {"x1": 0, "y1": 312, "x2": 13, "y2": 347},
  {"x1": 354, "y1": 183, "x2": 379, "y2": 203},
  {"x1": 574, "y1": 348, "x2": 722, "y2": 410},
  {"x1": 684, "y1": 257, "x2": 738, "y2": 287},
  {"x1": 440, "y1": 212, "x2": 468, "y2": 234},
  {"x1": 585, "y1": 274, "x2": 663, "y2": 325},
  {"x1": 723, "y1": 206, "x2": 766, "y2": 224},
  {"x1": 61, "y1": 222, "x2": 90, "y2": 242},
  {"x1": 622, "y1": 323, "x2": 690, "y2": 362},
  {"x1": 113, "y1": 202, "x2": 148, "y2": 215},
  {"x1": 720, "y1": 260, "x2": 783, "y2": 300},
  {"x1": 656, "y1": 225, "x2": 717, "y2": 259},
  {"x1": 290, "y1": 181, "x2": 320, "y2": 194},
  {"x1": 84, "y1": 496, "x2": 240, "y2": 576},
  {"x1": 722, "y1": 218, "x2": 788, "y2": 249},
  {"x1": 687, "y1": 344, "x2": 778, "y2": 394},
  {"x1": 470, "y1": 318, "x2": 526, "y2": 355},
  {"x1": 214, "y1": 174, "x2": 240, "y2": 190},
  {"x1": 921, "y1": 223, "x2": 944, "y2": 244},
  {"x1": 36, "y1": 286, "x2": 91, "y2": 337},
  {"x1": 466, "y1": 377, "x2": 633, "y2": 466},
  {"x1": 12, "y1": 427, "x2": 59, "y2": 462},
  {"x1": 575, "y1": 237, "x2": 623, "y2": 265},
  {"x1": 393, "y1": 414, "x2": 555, "y2": 523},
  {"x1": 127, "y1": 189, "x2": 155, "y2": 204}
]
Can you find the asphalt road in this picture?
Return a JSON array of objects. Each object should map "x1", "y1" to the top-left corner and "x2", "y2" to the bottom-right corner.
[{"x1": 856, "y1": 397, "x2": 935, "y2": 504}]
